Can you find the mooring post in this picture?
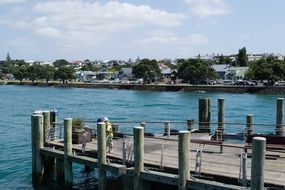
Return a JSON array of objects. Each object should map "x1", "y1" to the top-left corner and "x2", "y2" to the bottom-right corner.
[
  {"x1": 246, "y1": 114, "x2": 253, "y2": 136},
  {"x1": 164, "y1": 121, "x2": 171, "y2": 138},
  {"x1": 134, "y1": 126, "x2": 144, "y2": 190},
  {"x1": 64, "y1": 118, "x2": 73, "y2": 187},
  {"x1": 276, "y1": 98, "x2": 284, "y2": 136},
  {"x1": 199, "y1": 98, "x2": 210, "y2": 133},
  {"x1": 122, "y1": 138, "x2": 126, "y2": 165},
  {"x1": 97, "y1": 122, "x2": 106, "y2": 190},
  {"x1": 31, "y1": 114, "x2": 44, "y2": 185},
  {"x1": 218, "y1": 98, "x2": 225, "y2": 134},
  {"x1": 50, "y1": 109, "x2": 57, "y2": 140},
  {"x1": 207, "y1": 98, "x2": 211, "y2": 128},
  {"x1": 178, "y1": 130, "x2": 190, "y2": 190},
  {"x1": 250, "y1": 137, "x2": 266, "y2": 190},
  {"x1": 187, "y1": 119, "x2": 194, "y2": 131},
  {"x1": 42, "y1": 111, "x2": 50, "y2": 145}
]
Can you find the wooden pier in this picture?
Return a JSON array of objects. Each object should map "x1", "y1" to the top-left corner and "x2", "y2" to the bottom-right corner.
[{"x1": 31, "y1": 98, "x2": 285, "y2": 190}]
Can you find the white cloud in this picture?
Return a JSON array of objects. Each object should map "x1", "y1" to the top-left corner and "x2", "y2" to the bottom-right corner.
[
  {"x1": 5, "y1": 38, "x2": 39, "y2": 53},
  {"x1": 185, "y1": 0, "x2": 231, "y2": 18},
  {"x1": 0, "y1": 0, "x2": 26, "y2": 5},
  {"x1": 135, "y1": 31, "x2": 208, "y2": 48},
  {"x1": 187, "y1": 33, "x2": 208, "y2": 46},
  {"x1": 29, "y1": 1, "x2": 186, "y2": 48},
  {"x1": 135, "y1": 31, "x2": 179, "y2": 46}
]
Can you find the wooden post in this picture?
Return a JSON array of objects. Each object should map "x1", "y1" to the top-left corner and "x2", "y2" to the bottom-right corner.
[
  {"x1": 31, "y1": 114, "x2": 44, "y2": 185},
  {"x1": 207, "y1": 98, "x2": 211, "y2": 128},
  {"x1": 50, "y1": 109, "x2": 57, "y2": 140},
  {"x1": 97, "y1": 122, "x2": 106, "y2": 190},
  {"x1": 187, "y1": 119, "x2": 194, "y2": 131},
  {"x1": 246, "y1": 114, "x2": 253, "y2": 136},
  {"x1": 218, "y1": 98, "x2": 225, "y2": 134},
  {"x1": 42, "y1": 111, "x2": 51, "y2": 145},
  {"x1": 134, "y1": 126, "x2": 144, "y2": 190},
  {"x1": 178, "y1": 131, "x2": 190, "y2": 190},
  {"x1": 276, "y1": 98, "x2": 284, "y2": 136},
  {"x1": 251, "y1": 137, "x2": 266, "y2": 190},
  {"x1": 140, "y1": 122, "x2": 146, "y2": 128},
  {"x1": 64, "y1": 118, "x2": 73, "y2": 187},
  {"x1": 199, "y1": 98, "x2": 210, "y2": 133},
  {"x1": 56, "y1": 159, "x2": 64, "y2": 180},
  {"x1": 164, "y1": 121, "x2": 170, "y2": 138}
]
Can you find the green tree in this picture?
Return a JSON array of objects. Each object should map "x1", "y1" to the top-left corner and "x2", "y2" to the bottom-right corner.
[
  {"x1": 0, "y1": 72, "x2": 3, "y2": 79},
  {"x1": 56, "y1": 66, "x2": 75, "y2": 83},
  {"x1": 1, "y1": 62, "x2": 16, "y2": 74},
  {"x1": 42, "y1": 65, "x2": 56, "y2": 83},
  {"x1": 237, "y1": 47, "x2": 248, "y2": 66},
  {"x1": 177, "y1": 59, "x2": 217, "y2": 84},
  {"x1": 14, "y1": 64, "x2": 28, "y2": 82},
  {"x1": 217, "y1": 55, "x2": 232, "y2": 65},
  {"x1": 53, "y1": 59, "x2": 69, "y2": 68},
  {"x1": 133, "y1": 59, "x2": 161, "y2": 84},
  {"x1": 6, "y1": 52, "x2": 11, "y2": 63},
  {"x1": 245, "y1": 57, "x2": 285, "y2": 82},
  {"x1": 81, "y1": 63, "x2": 98, "y2": 71},
  {"x1": 27, "y1": 65, "x2": 44, "y2": 82}
]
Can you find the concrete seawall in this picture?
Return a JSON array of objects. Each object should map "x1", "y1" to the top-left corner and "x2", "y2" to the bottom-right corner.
[{"x1": 2, "y1": 81, "x2": 285, "y2": 94}]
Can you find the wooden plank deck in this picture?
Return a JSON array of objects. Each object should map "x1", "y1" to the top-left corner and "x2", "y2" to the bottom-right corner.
[{"x1": 48, "y1": 133, "x2": 285, "y2": 187}]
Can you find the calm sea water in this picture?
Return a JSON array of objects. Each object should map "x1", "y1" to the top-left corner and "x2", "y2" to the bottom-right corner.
[{"x1": 0, "y1": 85, "x2": 283, "y2": 189}]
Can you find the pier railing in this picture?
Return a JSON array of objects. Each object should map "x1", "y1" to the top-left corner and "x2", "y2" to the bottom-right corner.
[{"x1": 31, "y1": 97, "x2": 285, "y2": 189}]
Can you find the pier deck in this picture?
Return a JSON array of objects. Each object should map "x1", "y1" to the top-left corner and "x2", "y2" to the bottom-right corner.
[{"x1": 48, "y1": 133, "x2": 285, "y2": 187}]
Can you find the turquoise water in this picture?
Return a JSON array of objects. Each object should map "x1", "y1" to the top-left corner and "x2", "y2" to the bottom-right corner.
[{"x1": 0, "y1": 85, "x2": 283, "y2": 189}]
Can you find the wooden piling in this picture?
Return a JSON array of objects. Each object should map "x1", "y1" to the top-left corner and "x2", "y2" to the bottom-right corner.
[
  {"x1": 134, "y1": 126, "x2": 144, "y2": 190},
  {"x1": 207, "y1": 98, "x2": 211, "y2": 127},
  {"x1": 251, "y1": 137, "x2": 266, "y2": 190},
  {"x1": 217, "y1": 98, "x2": 225, "y2": 133},
  {"x1": 187, "y1": 119, "x2": 194, "y2": 131},
  {"x1": 164, "y1": 121, "x2": 170, "y2": 138},
  {"x1": 64, "y1": 118, "x2": 73, "y2": 186},
  {"x1": 199, "y1": 98, "x2": 210, "y2": 133},
  {"x1": 246, "y1": 114, "x2": 253, "y2": 136},
  {"x1": 31, "y1": 114, "x2": 44, "y2": 185},
  {"x1": 97, "y1": 122, "x2": 106, "y2": 190},
  {"x1": 50, "y1": 109, "x2": 57, "y2": 140},
  {"x1": 276, "y1": 98, "x2": 284, "y2": 136},
  {"x1": 42, "y1": 111, "x2": 50, "y2": 145},
  {"x1": 178, "y1": 130, "x2": 190, "y2": 190}
]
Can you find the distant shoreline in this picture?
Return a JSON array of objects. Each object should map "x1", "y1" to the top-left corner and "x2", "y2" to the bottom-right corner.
[{"x1": 1, "y1": 80, "x2": 285, "y2": 94}]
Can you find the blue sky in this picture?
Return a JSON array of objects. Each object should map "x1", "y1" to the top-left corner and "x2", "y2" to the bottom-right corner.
[{"x1": 0, "y1": 0, "x2": 285, "y2": 61}]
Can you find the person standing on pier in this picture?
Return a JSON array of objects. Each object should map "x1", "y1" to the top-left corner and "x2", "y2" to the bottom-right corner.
[{"x1": 103, "y1": 117, "x2": 113, "y2": 153}]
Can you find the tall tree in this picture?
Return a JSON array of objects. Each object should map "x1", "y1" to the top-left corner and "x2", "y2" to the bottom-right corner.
[
  {"x1": 6, "y1": 52, "x2": 11, "y2": 63},
  {"x1": 14, "y1": 64, "x2": 28, "y2": 82},
  {"x1": 177, "y1": 59, "x2": 217, "y2": 84},
  {"x1": 43, "y1": 65, "x2": 56, "y2": 83},
  {"x1": 53, "y1": 59, "x2": 69, "y2": 68},
  {"x1": 56, "y1": 66, "x2": 75, "y2": 83},
  {"x1": 237, "y1": 47, "x2": 248, "y2": 66},
  {"x1": 27, "y1": 65, "x2": 44, "y2": 82},
  {"x1": 133, "y1": 59, "x2": 161, "y2": 84}
]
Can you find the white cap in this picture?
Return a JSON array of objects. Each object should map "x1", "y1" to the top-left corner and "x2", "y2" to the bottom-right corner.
[{"x1": 103, "y1": 117, "x2": 109, "y2": 121}]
